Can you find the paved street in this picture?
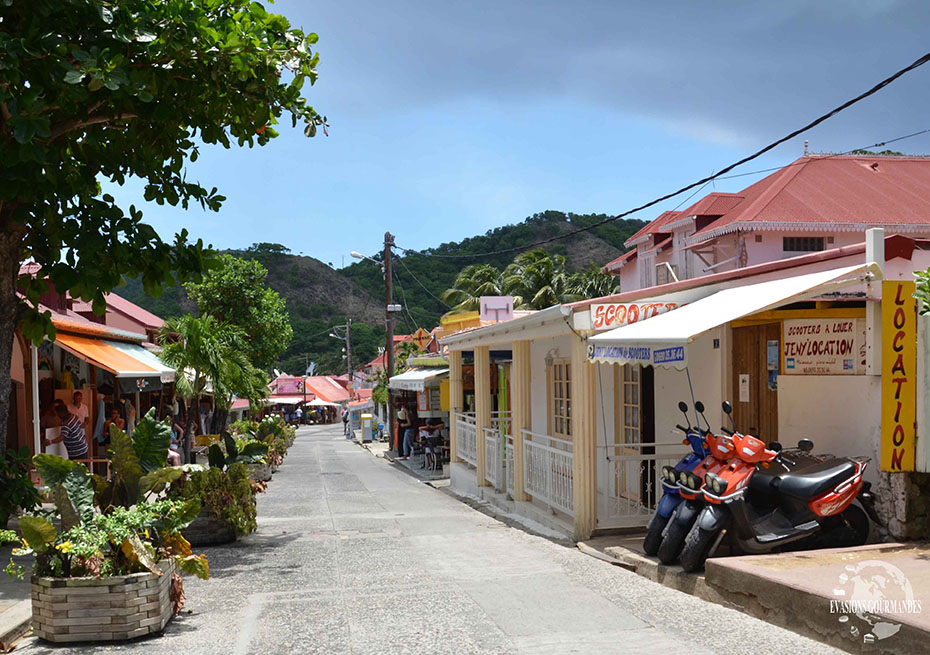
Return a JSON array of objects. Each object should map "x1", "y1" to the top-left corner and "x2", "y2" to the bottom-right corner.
[{"x1": 18, "y1": 424, "x2": 841, "y2": 655}]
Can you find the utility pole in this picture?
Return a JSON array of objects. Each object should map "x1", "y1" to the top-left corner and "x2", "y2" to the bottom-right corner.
[
  {"x1": 345, "y1": 319, "x2": 353, "y2": 395},
  {"x1": 384, "y1": 232, "x2": 396, "y2": 451}
]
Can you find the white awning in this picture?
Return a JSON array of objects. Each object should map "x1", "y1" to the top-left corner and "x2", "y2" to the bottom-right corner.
[
  {"x1": 109, "y1": 342, "x2": 175, "y2": 382},
  {"x1": 308, "y1": 398, "x2": 339, "y2": 407},
  {"x1": 588, "y1": 263, "x2": 880, "y2": 369},
  {"x1": 388, "y1": 367, "x2": 449, "y2": 392},
  {"x1": 264, "y1": 396, "x2": 305, "y2": 405}
]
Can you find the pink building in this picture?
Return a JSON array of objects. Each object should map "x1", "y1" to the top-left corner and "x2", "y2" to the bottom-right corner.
[{"x1": 605, "y1": 154, "x2": 930, "y2": 292}]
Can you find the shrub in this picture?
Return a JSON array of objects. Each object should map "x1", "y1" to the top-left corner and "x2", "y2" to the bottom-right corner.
[
  {"x1": 0, "y1": 446, "x2": 42, "y2": 527},
  {"x1": 169, "y1": 463, "x2": 260, "y2": 537}
]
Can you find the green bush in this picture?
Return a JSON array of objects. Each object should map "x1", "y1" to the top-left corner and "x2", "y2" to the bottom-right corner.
[
  {"x1": 170, "y1": 463, "x2": 258, "y2": 537},
  {"x1": 0, "y1": 446, "x2": 42, "y2": 528}
]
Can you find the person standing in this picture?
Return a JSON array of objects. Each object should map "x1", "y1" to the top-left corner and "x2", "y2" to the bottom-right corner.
[
  {"x1": 47, "y1": 404, "x2": 88, "y2": 460},
  {"x1": 342, "y1": 408, "x2": 349, "y2": 436},
  {"x1": 69, "y1": 391, "x2": 90, "y2": 439}
]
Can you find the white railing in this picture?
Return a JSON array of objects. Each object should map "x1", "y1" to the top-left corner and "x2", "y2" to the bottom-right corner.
[
  {"x1": 597, "y1": 442, "x2": 687, "y2": 528},
  {"x1": 491, "y1": 410, "x2": 512, "y2": 437},
  {"x1": 505, "y1": 436, "x2": 514, "y2": 497},
  {"x1": 455, "y1": 412, "x2": 477, "y2": 468},
  {"x1": 483, "y1": 427, "x2": 502, "y2": 489},
  {"x1": 523, "y1": 429, "x2": 574, "y2": 516}
]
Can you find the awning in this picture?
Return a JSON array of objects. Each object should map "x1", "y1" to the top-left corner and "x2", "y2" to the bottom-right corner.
[
  {"x1": 55, "y1": 333, "x2": 165, "y2": 378},
  {"x1": 264, "y1": 396, "x2": 305, "y2": 406},
  {"x1": 588, "y1": 263, "x2": 879, "y2": 369},
  {"x1": 108, "y1": 341, "x2": 175, "y2": 382},
  {"x1": 388, "y1": 367, "x2": 449, "y2": 392},
  {"x1": 308, "y1": 398, "x2": 339, "y2": 407}
]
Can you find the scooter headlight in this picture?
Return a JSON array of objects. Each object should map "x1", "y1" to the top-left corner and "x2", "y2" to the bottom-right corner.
[
  {"x1": 662, "y1": 466, "x2": 677, "y2": 484},
  {"x1": 706, "y1": 472, "x2": 728, "y2": 495},
  {"x1": 678, "y1": 470, "x2": 689, "y2": 485},
  {"x1": 687, "y1": 472, "x2": 702, "y2": 490}
]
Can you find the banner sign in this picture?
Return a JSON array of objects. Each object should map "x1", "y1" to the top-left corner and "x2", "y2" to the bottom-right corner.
[
  {"x1": 587, "y1": 343, "x2": 687, "y2": 369},
  {"x1": 591, "y1": 302, "x2": 679, "y2": 331},
  {"x1": 782, "y1": 318, "x2": 866, "y2": 375},
  {"x1": 275, "y1": 377, "x2": 303, "y2": 394},
  {"x1": 881, "y1": 281, "x2": 917, "y2": 472}
]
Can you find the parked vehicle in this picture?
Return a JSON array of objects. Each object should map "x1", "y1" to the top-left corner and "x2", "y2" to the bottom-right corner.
[
  {"x1": 656, "y1": 406, "x2": 735, "y2": 564},
  {"x1": 679, "y1": 401, "x2": 876, "y2": 573},
  {"x1": 642, "y1": 401, "x2": 712, "y2": 555}
]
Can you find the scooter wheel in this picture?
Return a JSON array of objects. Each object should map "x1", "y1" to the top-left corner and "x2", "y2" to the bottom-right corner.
[
  {"x1": 643, "y1": 513, "x2": 670, "y2": 556},
  {"x1": 680, "y1": 524, "x2": 717, "y2": 573},
  {"x1": 657, "y1": 516, "x2": 690, "y2": 565}
]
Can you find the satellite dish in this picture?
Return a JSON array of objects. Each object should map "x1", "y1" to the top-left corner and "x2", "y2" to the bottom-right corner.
[{"x1": 273, "y1": 369, "x2": 282, "y2": 378}]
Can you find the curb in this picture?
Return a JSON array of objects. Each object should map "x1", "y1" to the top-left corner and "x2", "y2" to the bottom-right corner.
[{"x1": 0, "y1": 599, "x2": 32, "y2": 646}]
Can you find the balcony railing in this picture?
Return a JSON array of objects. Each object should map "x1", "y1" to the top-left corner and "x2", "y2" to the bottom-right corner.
[
  {"x1": 483, "y1": 426, "x2": 502, "y2": 489},
  {"x1": 597, "y1": 442, "x2": 687, "y2": 528},
  {"x1": 523, "y1": 429, "x2": 574, "y2": 516},
  {"x1": 491, "y1": 410, "x2": 512, "y2": 437},
  {"x1": 454, "y1": 412, "x2": 477, "y2": 468},
  {"x1": 505, "y1": 436, "x2": 514, "y2": 497}
]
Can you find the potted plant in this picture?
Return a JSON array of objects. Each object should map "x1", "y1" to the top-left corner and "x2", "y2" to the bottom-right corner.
[
  {"x1": 169, "y1": 433, "x2": 267, "y2": 546},
  {"x1": 2, "y1": 410, "x2": 209, "y2": 644},
  {"x1": 0, "y1": 446, "x2": 43, "y2": 528}
]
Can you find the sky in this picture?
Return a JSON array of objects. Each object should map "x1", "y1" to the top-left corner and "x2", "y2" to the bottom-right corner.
[{"x1": 108, "y1": 0, "x2": 930, "y2": 267}]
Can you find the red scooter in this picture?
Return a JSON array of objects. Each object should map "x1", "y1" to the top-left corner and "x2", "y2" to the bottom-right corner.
[{"x1": 679, "y1": 401, "x2": 876, "y2": 572}]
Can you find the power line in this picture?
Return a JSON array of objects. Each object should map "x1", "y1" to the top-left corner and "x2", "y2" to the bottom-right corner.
[
  {"x1": 392, "y1": 269, "x2": 421, "y2": 332},
  {"x1": 395, "y1": 255, "x2": 452, "y2": 309},
  {"x1": 395, "y1": 50, "x2": 930, "y2": 260}
]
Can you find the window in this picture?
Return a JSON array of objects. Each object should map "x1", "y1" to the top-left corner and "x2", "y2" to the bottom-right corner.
[
  {"x1": 549, "y1": 359, "x2": 571, "y2": 439},
  {"x1": 783, "y1": 236, "x2": 825, "y2": 252},
  {"x1": 656, "y1": 263, "x2": 678, "y2": 286}
]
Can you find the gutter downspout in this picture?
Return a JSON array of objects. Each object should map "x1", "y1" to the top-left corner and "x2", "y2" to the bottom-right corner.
[
  {"x1": 31, "y1": 344, "x2": 40, "y2": 457},
  {"x1": 865, "y1": 228, "x2": 884, "y2": 376}
]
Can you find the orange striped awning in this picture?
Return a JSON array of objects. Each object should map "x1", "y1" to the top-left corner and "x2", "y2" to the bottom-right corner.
[{"x1": 55, "y1": 333, "x2": 160, "y2": 378}]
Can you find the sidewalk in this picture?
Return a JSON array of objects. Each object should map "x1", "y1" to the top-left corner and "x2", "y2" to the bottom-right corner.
[
  {"x1": 360, "y1": 439, "x2": 449, "y2": 481},
  {"x1": 0, "y1": 543, "x2": 32, "y2": 645},
  {"x1": 580, "y1": 536, "x2": 930, "y2": 655}
]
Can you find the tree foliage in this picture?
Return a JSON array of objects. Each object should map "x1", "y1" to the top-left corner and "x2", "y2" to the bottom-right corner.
[{"x1": 185, "y1": 254, "x2": 292, "y2": 369}]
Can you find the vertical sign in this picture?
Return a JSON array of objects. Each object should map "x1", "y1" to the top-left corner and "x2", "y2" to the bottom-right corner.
[{"x1": 881, "y1": 281, "x2": 917, "y2": 472}]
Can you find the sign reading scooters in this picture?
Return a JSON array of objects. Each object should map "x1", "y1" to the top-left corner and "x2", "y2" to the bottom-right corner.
[{"x1": 591, "y1": 302, "x2": 679, "y2": 330}]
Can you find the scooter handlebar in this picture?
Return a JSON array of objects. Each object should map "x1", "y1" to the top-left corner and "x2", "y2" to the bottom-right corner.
[
  {"x1": 721, "y1": 426, "x2": 734, "y2": 436},
  {"x1": 676, "y1": 424, "x2": 689, "y2": 433}
]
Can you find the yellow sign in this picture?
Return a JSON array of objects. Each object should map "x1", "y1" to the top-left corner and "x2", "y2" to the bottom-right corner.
[
  {"x1": 411, "y1": 328, "x2": 431, "y2": 351},
  {"x1": 881, "y1": 280, "x2": 917, "y2": 472}
]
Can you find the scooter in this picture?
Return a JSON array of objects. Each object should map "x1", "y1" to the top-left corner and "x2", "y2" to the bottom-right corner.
[
  {"x1": 679, "y1": 401, "x2": 876, "y2": 572},
  {"x1": 656, "y1": 403, "x2": 735, "y2": 564},
  {"x1": 642, "y1": 401, "x2": 712, "y2": 555}
]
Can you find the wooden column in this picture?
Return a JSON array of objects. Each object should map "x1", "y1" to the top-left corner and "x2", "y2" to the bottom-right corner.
[
  {"x1": 474, "y1": 345, "x2": 491, "y2": 486},
  {"x1": 449, "y1": 349, "x2": 463, "y2": 463},
  {"x1": 511, "y1": 340, "x2": 531, "y2": 501},
  {"x1": 571, "y1": 332, "x2": 597, "y2": 541}
]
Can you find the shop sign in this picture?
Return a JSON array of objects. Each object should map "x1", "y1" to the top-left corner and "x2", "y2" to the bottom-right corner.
[
  {"x1": 782, "y1": 318, "x2": 865, "y2": 375},
  {"x1": 881, "y1": 281, "x2": 917, "y2": 472},
  {"x1": 275, "y1": 377, "x2": 303, "y2": 394},
  {"x1": 587, "y1": 343, "x2": 686, "y2": 367},
  {"x1": 117, "y1": 376, "x2": 162, "y2": 394},
  {"x1": 591, "y1": 302, "x2": 678, "y2": 330}
]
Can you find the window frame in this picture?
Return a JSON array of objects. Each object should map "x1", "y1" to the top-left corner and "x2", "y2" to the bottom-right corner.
[{"x1": 548, "y1": 358, "x2": 572, "y2": 440}]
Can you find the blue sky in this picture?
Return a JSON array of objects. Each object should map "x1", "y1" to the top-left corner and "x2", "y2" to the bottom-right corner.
[{"x1": 108, "y1": 0, "x2": 930, "y2": 266}]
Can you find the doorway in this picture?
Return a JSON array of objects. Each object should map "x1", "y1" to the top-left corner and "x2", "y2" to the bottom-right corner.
[{"x1": 731, "y1": 323, "x2": 779, "y2": 442}]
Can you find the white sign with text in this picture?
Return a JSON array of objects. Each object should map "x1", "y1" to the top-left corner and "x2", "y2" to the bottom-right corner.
[
  {"x1": 591, "y1": 301, "x2": 679, "y2": 331},
  {"x1": 783, "y1": 318, "x2": 865, "y2": 375}
]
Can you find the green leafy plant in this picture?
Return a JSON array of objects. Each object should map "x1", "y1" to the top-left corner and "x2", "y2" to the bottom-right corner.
[
  {"x1": 915, "y1": 268, "x2": 930, "y2": 315},
  {"x1": 0, "y1": 446, "x2": 43, "y2": 527},
  {"x1": 169, "y1": 463, "x2": 259, "y2": 537}
]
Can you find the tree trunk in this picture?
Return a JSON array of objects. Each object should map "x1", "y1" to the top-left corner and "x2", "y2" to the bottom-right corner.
[
  {"x1": 211, "y1": 408, "x2": 229, "y2": 434},
  {"x1": 0, "y1": 227, "x2": 25, "y2": 455},
  {"x1": 184, "y1": 395, "x2": 198, "y2": 464}
]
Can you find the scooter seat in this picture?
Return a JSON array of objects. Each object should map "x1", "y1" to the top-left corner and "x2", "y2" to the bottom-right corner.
[{"x1": 774, "y1": 458, "x2": 857, "y2": 499}]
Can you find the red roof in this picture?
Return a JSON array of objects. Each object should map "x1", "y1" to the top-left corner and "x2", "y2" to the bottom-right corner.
[
  {"x1": 690, "y1": 155, "x2": 930, "y2": 242},
  {"x1": 647, "y1": 235, "x2": 673, "y2": 254},
  {"x1": 304, "y1": 376, "x2": 351, "y2": 403},
  {"x1": 101, "y1": 293, "x2": 165, "y2": 330},
  {"x1": 230, "y1": 398, "x2": 250, "y2": 411},
  {"x1": 602, "y1": 248, "x2": 638, "y2": 274},
  {"x1": 625, "y1": 210, "x2": 681, "y2": 246},
  {"x1": 674, "y1": 192, "x2": 745, "y2": 221}
]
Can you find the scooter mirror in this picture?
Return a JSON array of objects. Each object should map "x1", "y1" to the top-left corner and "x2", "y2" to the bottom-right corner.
[
  {"x1": 768, "y1": 441, "x2": 782, "y2": 452},
  {"x1": 798, "y1": 439, "x2": 814, "y2": 452},
  {"x1": 694, "y1": 401, "x2": 705, "y2": 413},
  {"x1": 678, "y1": 401, "x2": 688, "y2": 413},
  {"x1": 722, "y1": 401, "x2": 733, "y2": 415}
]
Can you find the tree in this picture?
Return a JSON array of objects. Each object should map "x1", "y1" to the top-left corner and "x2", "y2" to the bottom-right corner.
[
  {"x1": 567, "y1": 263, "x2": 622, "y2": 299},
  {"x1": 440, "y1": 264, "x2": 505, "y2": 312},
  {"x1": 0, "y1": 1, "x2": 324, "y2": 449},
  {"x1": 185, "y1": 254, "x2": 292, "y2": 369},
  {"x1": 371, "y1": 341, "x2": 420, "y2": 406},
  {"x1": 502, "y1": 249, "x2": 581, "y2": 309},
  {"x1": 158, "y1": 314, "x2": 266, "y2": 461}
]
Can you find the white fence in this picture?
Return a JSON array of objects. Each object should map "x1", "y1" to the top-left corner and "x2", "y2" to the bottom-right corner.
[
  {"x1": 455, "y1": 412, "x2": 477, "y2": 468},
  {"x1": 483, "y1": 427, "x2": 503, "y2": 489},
  {"x1": 505, "y1": 436, "x2": 514, "y2": 497},
  {"x1": 491, "y1": 410, "x2": 512, "y2": 437},
  {"x1": 523, "y1": 429, "x2": 574, "y2": 516},
  {"x1": 597, "y1": 442, "x2": 686, "y2": 528}
]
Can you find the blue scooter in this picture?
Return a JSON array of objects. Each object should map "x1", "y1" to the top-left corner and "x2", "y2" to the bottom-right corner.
[{"x1": 642, "y1": 401, "x2": 712, "y2": 555}]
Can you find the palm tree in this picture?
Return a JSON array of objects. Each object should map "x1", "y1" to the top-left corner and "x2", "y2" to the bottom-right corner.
[
  {"x1": 440, "y1": 264, "x2": 504, "y2": 312},
  {"x1": 158, "y1": 314, "x2": 264, "y2": 461},
  {"x1": 567, "y1": 264, "x2": 622, "y2": 299},
  {"x1": 503, "y1": 249, "x2": 582, "y2": 309}
]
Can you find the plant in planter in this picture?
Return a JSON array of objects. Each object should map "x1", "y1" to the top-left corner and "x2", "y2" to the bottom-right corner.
[
  {"x1": 3, "y1": 410, "x2": 210, "y2": 643},
  {"x1": 170, "y1": 463, "x2": 262, "y2": 543},
  {"x1": 0, "y1": 446, "x2": 43, "y2": 528}
]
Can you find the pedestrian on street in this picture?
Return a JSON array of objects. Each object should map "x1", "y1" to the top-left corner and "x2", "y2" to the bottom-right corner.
[{"x1": 342, "y1": 408, "x2": 349, "y2": 436}]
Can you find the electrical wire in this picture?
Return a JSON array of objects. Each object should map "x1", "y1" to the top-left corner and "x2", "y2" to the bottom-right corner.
[
  {"x1": 392, "y1": 269, "x2": 421, "y2": 332},
  {"x1": 395, "y1": 255, "x2": 452, "y2": 309},
  {"x1": 394, "y1": 50, "x2": 930, "y2": 260}
]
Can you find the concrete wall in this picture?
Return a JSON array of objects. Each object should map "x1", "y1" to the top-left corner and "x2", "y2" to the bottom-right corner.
[{"x1": 777, "y1": 375, "x2": 881, "y2": 485}]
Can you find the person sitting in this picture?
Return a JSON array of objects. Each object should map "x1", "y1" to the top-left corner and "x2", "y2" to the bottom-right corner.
[
  {"x1": 46, "y1": 404, "x2": 88, "y2": 460},
  {"x1": 425, "y1": 419, "x2": 446, "y2": 471},
  {"x1": 103, "y1": 407, "x2": 125, "y2": 441}
]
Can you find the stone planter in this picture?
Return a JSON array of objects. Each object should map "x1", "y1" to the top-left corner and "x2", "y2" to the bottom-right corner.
[
  {"x1": 247, "y1": 461, "x2": 272, "y2": 482},
  {"x1": 182, "y1": 508, "x2": 236, "y2": 547},
  {"x1": 31, "y1": 559, "x2": 177, "y2": 643}
]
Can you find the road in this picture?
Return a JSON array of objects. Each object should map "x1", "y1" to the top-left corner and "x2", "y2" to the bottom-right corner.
[{"x1": 18, "y1": 424, "x2": 842, "y2": 654}]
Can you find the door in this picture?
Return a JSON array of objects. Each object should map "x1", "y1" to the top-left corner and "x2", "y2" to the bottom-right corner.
[{"x1": 731, "y1": 323, "x2": 779, "y2": 442}]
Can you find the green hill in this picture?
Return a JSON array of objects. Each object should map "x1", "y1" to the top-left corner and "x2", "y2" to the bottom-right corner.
[{"x1": 116, "y1": 210, "x2": 645, "y2": 375}]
